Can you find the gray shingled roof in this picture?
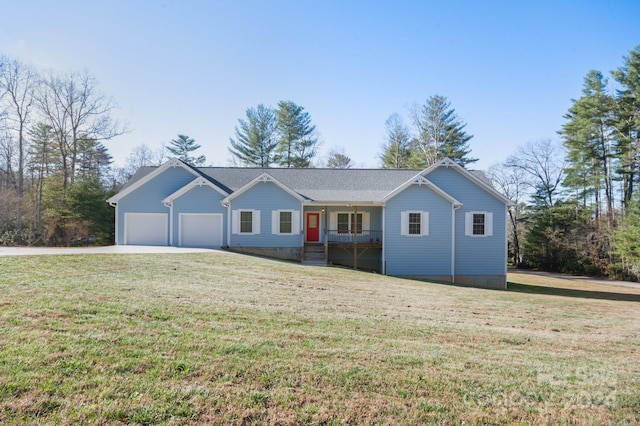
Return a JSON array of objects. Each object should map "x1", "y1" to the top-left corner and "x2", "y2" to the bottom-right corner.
[
  {"x1": 200, "y1": 167, "x2": 420, "y2": 203},
  {"x1": 119, "y1": 164, "x2": 496, "y2": 204},
  {"x1": 121, "y1": 166, "x2": 422, "y2": 202}
]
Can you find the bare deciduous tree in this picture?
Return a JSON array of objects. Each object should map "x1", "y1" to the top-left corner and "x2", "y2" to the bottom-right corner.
[
  {"x1": 35, "y1": 69, "x2": 126, "y2": 191},
  {"x1": 0, "y1": 58, "x2": 37, "y2": 238},
  {"x1": 487, "y1": 163, "x2": 528, "y2": 266},
  {"x1": 505, "y1": 139, "x2": 565, "y2": 207}
]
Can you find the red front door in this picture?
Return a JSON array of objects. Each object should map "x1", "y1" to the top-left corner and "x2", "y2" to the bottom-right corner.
[{"x1": 306, "y1": 212, "x2": 320, "y2": 242}]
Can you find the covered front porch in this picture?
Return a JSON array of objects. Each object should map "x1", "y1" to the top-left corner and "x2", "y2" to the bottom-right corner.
[{"x1": 302, "y1": 205, "x2": 383, "y2": 272}]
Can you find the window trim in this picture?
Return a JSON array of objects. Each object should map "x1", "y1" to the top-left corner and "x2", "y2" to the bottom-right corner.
[
  {"x1": 401, "y1": 211, "x2": 429, "y2": 237},
  {"x1": 464, "y1": 211, "x2": 493, "y2": 237},
  {"x1": 232, "y1": 209, "x2": 261, "y2": 235},
  {"x1": 330, "y1": 211, "x2": 370, "y2": 233},
  {"x1": 271, "y1": 209, "x2": 300, "y2": 235}
]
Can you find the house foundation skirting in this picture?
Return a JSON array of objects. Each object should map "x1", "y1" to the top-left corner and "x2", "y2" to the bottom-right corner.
[
  {"x1": 227, "y1": 246, "x2": 301, "y2": 262},
  {"x1": 454, "y1": 274, "x2": 507, "y2": 289},
  {"x1": 392, "y1": 274, "x2": 506, "y2": 289}
]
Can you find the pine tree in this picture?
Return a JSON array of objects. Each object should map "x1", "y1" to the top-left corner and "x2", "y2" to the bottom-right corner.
[
  {"x1": 560, "y1": 70, "x2": 616, "y2": 227},
  {"x1": 410, "y1": 95, "x2": 476, "y2": 168},
  {"x1": 275, "y1": 101, "x2": 319, "y2": 168},
  {"x1": 167, "y1": 134, "x2": 206, "y2": 167},
  {"x1": 612, "y1": 45, "x2": 640, "y2": 209},
  {"x1": 229, "y1": 104, "x2": 277, "y2": 167},
  {"x1": 326, "y1": 147, "x2": 353, "y2": 168},
  {"x1": 613, "y1": 198, "x2": 640, "y2": 277},
  {"x1": 380, "y1": 113, "x2": 412, "y2": 168}
]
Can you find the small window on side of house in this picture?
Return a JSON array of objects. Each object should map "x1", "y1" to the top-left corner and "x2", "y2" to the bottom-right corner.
[
  {"x1": 472, "y1": 213, "x2": 485, "y2": 235},
  {"x1": 240, "y1": 211, "x2": 253, "y2": 233},
  {"x1": 408, "y1": 212, "x2": 421, "y2": 235},
  {"x1": 279, "y1": 211, "x2": 292, "y2": 234},
  {"x1": 465, "y1": 211, "x2": 493, "y2": 237}
]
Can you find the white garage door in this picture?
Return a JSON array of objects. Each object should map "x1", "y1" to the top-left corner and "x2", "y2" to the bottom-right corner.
[
  {"x1": 180, "y1": 213, "x2": 223, "y2": 248},
  {"x1": 124, "y1": 213, "x2": 168, "y2": 246}
]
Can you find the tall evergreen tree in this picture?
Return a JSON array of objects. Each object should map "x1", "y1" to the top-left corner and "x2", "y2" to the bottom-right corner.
[
  {"x1": 76, "y1": 138, "x2": 113, "y2": 180},
  {"x1": 380, "y1": 113, "x2": 412, "y2": 169},
  {"x1": 275, "y1": 101, "x2": 319, "y2": 168},
  {"x1": 560, "y1": 70, "x2": 616, "y2": 227},
  {"x1": 613, "y1": 198, "x2": 640, "y2": 278},
  {"x1": 166, "y1": 134, "x2": 206, "y2": 167},
  {"x1": 229, "y1": 104, "x2": 277, "y2": 167},
  {"x1": 27, "y1": 123, "x2": 57, "y2": 234},
  {"x1": 410, "y1": 95, "x2": 476, "y2": 168},
  {"x1": 612, "y1": 45, "x2": 640, "y2": 210}
]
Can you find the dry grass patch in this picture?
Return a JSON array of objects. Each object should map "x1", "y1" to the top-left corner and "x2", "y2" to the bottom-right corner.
[{"x1": 0, "y1": 253, "x2": 638, "y2": 424}]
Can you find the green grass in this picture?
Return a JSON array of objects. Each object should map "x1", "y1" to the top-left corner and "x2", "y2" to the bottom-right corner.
[{"x1": 0, "y1": 253, "x2": 638, "y2": 425}]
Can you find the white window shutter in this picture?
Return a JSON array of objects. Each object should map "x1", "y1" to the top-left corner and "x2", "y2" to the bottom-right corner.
[
  {"x1": 363, "y1": 212, "x2": 370, "y2": 230},
  {"x1": 271, "y1": 210, "x2": 279, "y2": 234},
  {"x1": 253, "y1": 210, "x2": 261, "y2": 234},
  {"x1": 464, "y1": 212, "x2": 472, "y2": 236},
  {"x1": 485, "y1": 212, "x2": 493, "y2": 236},
  {"x1": 292, "y1": 210, "x2": 301, "y2": 234},
  {"x1": 329, "y1": 212, "x2": 337, "y2": 230},
  {"x1": 400, "y1": 211, "x2": 409, "y2": 236},
  {"x1": 232, "y1": 210, "x2": 239, "y2": 234},
  {"x1": 422, "y1": 211, "x2": 429, "y2": 236}
]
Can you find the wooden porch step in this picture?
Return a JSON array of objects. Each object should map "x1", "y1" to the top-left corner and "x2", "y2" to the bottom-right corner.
[{"x1": 303, "y1": 244, "x2": 326, "y2": 265}]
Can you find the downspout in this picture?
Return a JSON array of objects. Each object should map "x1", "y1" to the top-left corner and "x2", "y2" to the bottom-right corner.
[
  {"x1": 381, "y1": 205, "x2": 386, "y2": 275},
  {"x1": 111, "y1": 202, "x2": 119, "y2": 245},
  {"x1": 162, "y1": 199, "x2": 173, "y2": 246},
  {"x1": 300, "y1": 201, "x2": 304, "y2": 262},
  {"x1": 170, "y1": 203, "x2": 174, "y2": 246},
  {"x1": 452, "y1": 204, "x2": 461, "y2": 283},
  {"x1": 226, "y1": 203, "x2": 231, "y2": 248},
  {"x1": 504, "y1": 205, "x2": 509, "y2": 290}
]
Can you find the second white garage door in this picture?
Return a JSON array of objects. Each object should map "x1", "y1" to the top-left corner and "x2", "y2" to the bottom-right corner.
[{"x1": 179, "y1": 213, "x2": 223, "y2": 248}]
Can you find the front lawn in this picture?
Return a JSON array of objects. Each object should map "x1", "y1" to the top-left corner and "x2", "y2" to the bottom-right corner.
[{"x1": 0, "y1": 253, "x2": 638, "y2": 424}]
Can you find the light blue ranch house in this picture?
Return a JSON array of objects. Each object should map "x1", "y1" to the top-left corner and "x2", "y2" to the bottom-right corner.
[{"x1": 108, "y1": 157, "x2": 513, "y2": 289}]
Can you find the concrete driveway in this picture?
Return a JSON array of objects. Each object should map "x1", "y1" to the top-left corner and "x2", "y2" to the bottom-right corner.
[{"x1": 0, "y1": 245, "x2": 230, "y2": 256}]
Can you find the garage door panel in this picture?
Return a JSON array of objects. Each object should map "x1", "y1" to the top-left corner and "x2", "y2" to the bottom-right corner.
[
  {"x1": 180, "y1": 214, "x2": 223, "y2": 248},
  {"x1": 125, "y1": 213, "x2": 168, "y2": 246}
]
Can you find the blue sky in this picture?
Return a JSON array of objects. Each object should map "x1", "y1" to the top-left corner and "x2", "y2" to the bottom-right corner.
[{"x1": 2, "y1": 1, "x2": 639, "y2": 171}]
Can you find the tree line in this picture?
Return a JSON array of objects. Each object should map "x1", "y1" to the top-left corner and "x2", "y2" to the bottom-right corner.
[
  {"x1": 489, "y1": 45, "x2": 640, "y2": 280},
  {"x1": 0, "y1": 56, "x2": 125, "y2": 245},
  {"x1": 3, "y1": 44, "x2": 640, "y2": 283}
]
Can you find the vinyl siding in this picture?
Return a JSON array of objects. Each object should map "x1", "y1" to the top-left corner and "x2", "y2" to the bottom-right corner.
[
  {"x1": 426, "y1": 167, "x2": 507, "y2": 276},
  {"x1": 229, "y1": 181, "x2": 302, "y2": 247},
  {"x1": 384, "y1": 184, "x2": 453, "y2": 276},
  {"x1": 170, "y1": 185, "x2": 227, "y2": 246},
  {"x1": 116, "y1": 167, "x2": 196, "y2": 245}
]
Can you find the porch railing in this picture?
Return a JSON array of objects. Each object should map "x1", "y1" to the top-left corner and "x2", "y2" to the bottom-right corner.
[{"x1": 326, "y1": 229, "x2": 383, "y2": 244}]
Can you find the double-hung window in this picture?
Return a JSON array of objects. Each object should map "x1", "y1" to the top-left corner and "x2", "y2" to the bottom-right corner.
[
  {"x1": 336, "y1": 213, "x2": 363, "y2": 234},
  {"x1": 271, "y1": 210, "x2": 300, "y2": 235},
  {"x1": 232, "y1": 209, "x2": 261, "y2": 235},
  {"x1": 465, "y1": 211, "x2": 493, "y2": 237},
  {"x1": 331, "y1": 212, "x2": 369, "y2": 234},
  {"x1": 240, "y1": 211, "x2": 253, "y2": 233},
  {"x1": 279, "y1": 211, "x2": 292, "y2": 234},
  {"x1": 401, "y1": 211, "x2": 429, "y2": 236},
  {"x1": 337, "y1": 213, "x2": 350, "y2": 233}
]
